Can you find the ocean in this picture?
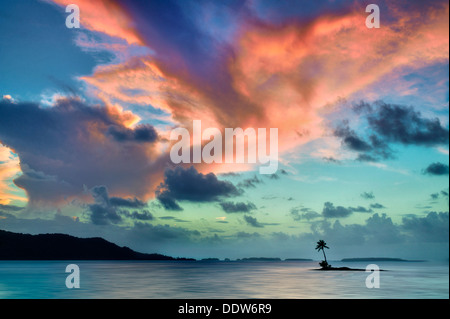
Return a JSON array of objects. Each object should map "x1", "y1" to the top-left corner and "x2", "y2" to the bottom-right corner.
[{"x1": 0, "y1": 260, "x2": 448, "y2": 299}]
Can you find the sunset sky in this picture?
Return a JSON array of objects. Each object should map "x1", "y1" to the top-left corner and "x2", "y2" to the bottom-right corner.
[{"x1": 0, "y1": 0, "x2": 448, "y2": 260}]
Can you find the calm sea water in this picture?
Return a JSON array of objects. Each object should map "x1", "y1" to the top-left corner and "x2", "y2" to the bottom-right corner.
[{"x1": 0, "y1": 260, "x2": 448, "y2": 299}]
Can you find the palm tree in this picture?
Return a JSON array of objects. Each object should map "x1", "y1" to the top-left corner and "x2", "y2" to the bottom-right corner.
[{"x1": 315, "y1": 240, "x2": 329, "y2": 266}]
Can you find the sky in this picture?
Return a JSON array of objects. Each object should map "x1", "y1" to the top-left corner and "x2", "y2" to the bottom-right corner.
[{"x1": 0, "y1": 0, "x2": 448, "y2": 260}]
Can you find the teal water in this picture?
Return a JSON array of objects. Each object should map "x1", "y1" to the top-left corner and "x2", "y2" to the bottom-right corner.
[{"x1": 0, "y1": 260, "x2": 448, "y2": 299}]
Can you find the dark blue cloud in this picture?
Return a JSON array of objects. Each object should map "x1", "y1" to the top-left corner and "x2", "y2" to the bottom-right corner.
[
  {"x1": 88, "y1": 185, "x2": 153, "y2": 225},
  {"x1": 334, "y1": 101, "x2": 449, "y2": 162},
  {"x1": 109, "y1": 197, "x2": 147, "y2": 208},
  {"x1": 243, "y1": 215, "x2": 263, "y2": 228},
  {"x1": 322, "y1": 202, "x2": 373, "y2": 218},
  {"x1": 422, "y1": 162, "x2": 449, "y2": 176},
  {"x1": 108, "y1": 124, "x2": 158, "y2": 143},
  {"x1": 156, "y1": 166, "x2": 241, "y2": 210},
  {"x1": 219, "y1": 201, "x2": 256, "y2": 213}
]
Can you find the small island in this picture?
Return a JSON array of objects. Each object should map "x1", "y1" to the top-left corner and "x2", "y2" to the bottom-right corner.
[
  {"x1": 314, "y1": 239, "x2": 381, "y2": 271},
  {"x1": 341, "y1": 257, "x2": 425, "y2": 262}
]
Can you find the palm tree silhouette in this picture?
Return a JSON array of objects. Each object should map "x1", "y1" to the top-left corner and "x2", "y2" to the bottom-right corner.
[{"x1": 315, "y1": 240, "x2": 330, "y2": 268}]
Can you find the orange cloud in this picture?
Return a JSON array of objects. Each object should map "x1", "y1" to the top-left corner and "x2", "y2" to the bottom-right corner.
[
  {"x1": 58, "y1": 0, "x2": 449, "y2": 175},
  {"x1": 52, "y1": 0, "x2": 142, "y2": 45},
  {"x1": 0, "y1": 145, "x2": 27, "y2": 205}
]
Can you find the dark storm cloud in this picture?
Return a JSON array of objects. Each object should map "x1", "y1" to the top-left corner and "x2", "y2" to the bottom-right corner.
[
  {"x1": 121, "y1": 210, "x2": 154, "y2": 221},
  {"x1": 334, "y1": 101, "x2": 449, "y2": 162},
  {"x1": 156, "y1": 166, "x2": 241, "y2": 210},
  {"x1": 322, "y1": 202, "x2": 352, "y2": 218},
  {"x1": 243, "y1": 215, "x2": 264, "y2": 228},
  {"x1": 219, "y1": 201, "x2": 256, "y2": 213},
  {"x1": 422, "y1": 162, "x2": 449, "y2": 176},
  {"x1": 107, "y1": 124, "x2": 158, "y2": 143},
  {"x1": 109, "y1": 197, "x2": 147, "y2": 208},
  {"x1": 362, "y1": 102, "x2": 449, "y2": 146},
  {"x1": 87, "y1": 185, "x2": 152, "y2": 225},
  {"x1": 157, "y1": 193, "x2": 184, "y2": 211},
  {"x1": 333, "y1": 122, "x2": 394, "y2": 161},
  {"x1": 0, "y1": 203, "x2": 24, "y2": 212},
  {"x1": 88, "y1": 203, "x2": 122, "y2": 225},
  {"x1": 0, "y1": 98, "x2": 164, "y2": 204},
  {"x1": 88, "y1": 185, "x2": 120, "y2": 225},
  {"x1": 322, "y1": 202, "x2": 372, "y2": 218},
  {"x1": 334, "y1": 123, "x2": 372, "y2": 152},
  {"x1": 370, "y1": 203, "x2": 386, "y2": 209}
]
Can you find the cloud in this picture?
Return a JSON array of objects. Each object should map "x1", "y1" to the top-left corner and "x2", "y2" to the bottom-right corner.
[
  {"x1": 88, "y1": 202, "x2": 122, "y2": 225},
  {"x1": 290, "y1": 207, "x2": 321, "y2": 221},
  {"x1": 52, "y1": 0, "x2": 143, "y2": 45},
  {"x1": 322, "y1": 202, "x2": 352, "y2": 218},
  {"x1": 158, "y1": 216, "x2": 189, "y2": 223},
  {"x1": 402, "y1": 212, "x2": 449, "y2": 242},
  {"x1": 0, "y1": 98, "x2": 166, "y2": 205},
  {"x1": 88, "y1": 185, "x2": 121, "y2": 225},
  {"x1": 370, "y1": 203, "x2": 386, "y2": 209},
  {"x1": 334, "y1": 101, "x2": 449, "y2": 162},
  {"x1": 0, "y1": 145, "x2": 25, "y2": 205},
  {"x1": 322, "y1": 156, "x2": 341, "y2": 164},
  {"x1": 121, "y1": 210, "x2": 154, "y2": 221},
  {"x1": 107, "y1": 124, "x2": 158, "y2": 143},
  {"x1": 219, "y1": 201, "x2": 256, "y2": 213},
  {"x1": 0, "y1": 203, "x2": 24, "y2": 212},
  {"x1": 334, "y1": 120, "x2": 394, "y2": 162},
  {"x1": 58, "y1": 0, "x2": 448, "y2": 174},
  {"x1": 429, "y1": 190, "x2": 449, "y2": 200},
  {"x1": 243, "y1": 215, "x2": 264, "y2": 228},
  {"x1": 310, "y1": 213, "x2": 404, "y2": 245},
  {"x1": 87, "y1": 185, "x2": 152, "y2": 225},
  {"x1": 236, "y1": 231, "x2": 261, "y2": 239},
  {"x1": 361, "y1": 191, "x2": 375, "y2": 200},
  {"x1": 109, "y1": 197, "x2": 147, "y2": 208},
  {"x1": 422, "y1": 162, "x2": 449, "y2": 176},
  {"x1": 156, "y1": 193, "x2": 183, "y2": 211},
  {"x1": 156, "y1": 166, "x2": 241, "y2": 210},
  {"x1": 360, "y1": 102, "x2": 449, "y2": 147},
  {"x1": 237, "y1": 176, "x2": 263, "y2": 189},
  {"x1": 322, "y1": 202, "x2": 372, "y2": 218}
]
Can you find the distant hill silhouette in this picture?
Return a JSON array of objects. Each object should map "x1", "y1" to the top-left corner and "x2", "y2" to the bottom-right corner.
[
  {"x1": 0, "y1": 230, "x2": 194, "y2": 260},
  {"x1": 341, "y1": 257, "x2": 425, "y2": 262}
]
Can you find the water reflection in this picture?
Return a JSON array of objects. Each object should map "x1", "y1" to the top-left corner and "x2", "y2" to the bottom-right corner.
[{"x1": 0, "y1": 260, "x2": 448, "y2": 299}]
